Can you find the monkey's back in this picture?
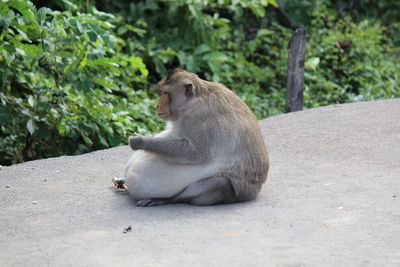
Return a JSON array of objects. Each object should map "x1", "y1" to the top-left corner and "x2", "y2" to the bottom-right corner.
[{"x1": 200, "y1": 83, "x2": 269, "y2": 201}]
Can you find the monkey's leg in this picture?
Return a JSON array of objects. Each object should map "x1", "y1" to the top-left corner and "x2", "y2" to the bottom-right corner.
[
  {"x1": 181, "y1": 176, "x2": 237, "y2": 206},
  {"x1": 135, "y1": 198, "x2": 169, "y2": 207},
  {"x1": 135, "y1": 176, "x2": 237, "y2": 207}
]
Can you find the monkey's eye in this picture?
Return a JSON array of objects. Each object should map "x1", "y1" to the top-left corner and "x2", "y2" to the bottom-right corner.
[{"x1": 155, "y1": 88, "x2": 161, "y2": 95}]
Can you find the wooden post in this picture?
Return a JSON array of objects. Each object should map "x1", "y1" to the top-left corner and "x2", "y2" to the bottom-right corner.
[{"x1": 286, "y1": 27, "x2": 306, "y2": 112}]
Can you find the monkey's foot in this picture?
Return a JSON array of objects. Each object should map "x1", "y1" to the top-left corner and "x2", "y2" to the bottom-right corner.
[
  {"x1": 112, "y1": 177, "x2": 128, "y2": 192},
  {"x1": 135, "y1": 198, "x2": 167, "y2": 207}
]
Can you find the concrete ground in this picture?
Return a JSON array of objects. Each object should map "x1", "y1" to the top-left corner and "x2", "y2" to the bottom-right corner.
[{"x1": 1, "y1": 99, "x2": 399, "y2": 267}]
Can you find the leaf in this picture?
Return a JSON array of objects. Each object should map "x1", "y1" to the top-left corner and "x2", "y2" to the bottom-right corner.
[
  {"x1": 92, "y1": 77, "x2": 117, "y2": 90},
  {"x1": 108, "y1": 135, "x2": 121, "y2": 146},
  {"x1": 186, "y1": 55, "x2": 199, "y2": 73},
  {"x1": 98, "y1": 135, "x2": 108, "y2": 147},
  {"x1": 117, "y1": 25, "x2": 128, "y2": 35},
  {"x1": 268, "y1": 0, "x2": 279, "y2": 8},
  {"x1": 38, "y1": 7, "x2": 52, "y2": 23},
  {"x1": 57, "y1": 123, "x2": 67, "y2": 137},
  {"x1": 155, "y1": 61, "x2": 167, "y2": 77},
  {"x1": 188, "y1": 4, "x2": 202, "y2": 19},
  {"x1": 16, "y1": 28, "x2": 30, "y2": 42},
  {"x1": 62, "y1": 0, "x2": 78, "y2": 11},
  {"x1": 15, "y1": 47, "x2": 26, "y2": 56},
  {"x1": 203, "y1": 52, "x2": 228, "y2": 62},
  {"x1": 0, "y1": 4, "x2": 9, "y2": 16},
  {"x1": 248, "y1": 5, "x2": 265, "y2": 18},
  {"x1": 208, "y1": 62, "x2": 221, "y2": 82},
  {"x1": 177, "y1": 51, "x2": 187, "y2": 66},
  {"x1": 9, "y1": 1, "x2": 35, "y2": 21},
  {"x1": 100, "y1": 34, "x2": 113, "y2": 48},
  {"x1": 92, "y1": 8, "x2": 115, "y2": 19},
  {"x1": 124, "y1": 57, "x2": 148, "y2": 77},
  {"x1": 306, "y1": 57, "x2": 320, "y2": 71},
  {"x1": 257, "y1": 29, "x2": 273, "y2": 36},
  {"x1": 21, "y1": 109, "x2": 31, "y2": 116},
  {"x1": 27, "y1": 119, "x2": 36, "y2": 135},
  {"x1": 15, "y1": 43, "x2": 42, "y2": 57},
  {"x1": 86, "y1": 31, "x2": 97, "y2": 42},
  {"x1": 75, "y1": 80, "x2": 92, "y2": 93},
  {"x1": 77, "y1": 52, "x2": 87, "y2": 70},
  {"x1": 194, "y1": 44, "x2": 210, "y2": 55},
  {"x1": 87, "y1": 58, "x2": 121, "y2": 74},
  {"x1": 80, "y1": 131, "x2": 93, "y2": 146},
  {"x1": 28, "y1": 95, "x2": 34, "y2": 107}
]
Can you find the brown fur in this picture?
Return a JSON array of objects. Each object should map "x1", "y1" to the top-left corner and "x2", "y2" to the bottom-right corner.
[
  {"x1": 126, "y1": 69, "x2": 269, "y2": 205},
  {"x1": 158, "y1": 69, "x2": 269, "y2": 200}
]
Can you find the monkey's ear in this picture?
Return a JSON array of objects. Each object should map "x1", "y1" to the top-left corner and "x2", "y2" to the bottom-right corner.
[{"x1": 185, "y1": 83, "x2": 194, "y2": 97}]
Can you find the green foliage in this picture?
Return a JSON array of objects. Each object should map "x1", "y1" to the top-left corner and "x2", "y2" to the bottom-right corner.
[
  {"x1": 90, "y1": 0, "x2": 290, "y2": 117},
  {"x1": 304, "y1": 3, "x2": 400, "y2": 107},
  {"x1": 0, "y1": 0, "x2": 399, "y2": 165},
  {"x1": 0, "y1": 0, "x2": 161, "y2": 165}
]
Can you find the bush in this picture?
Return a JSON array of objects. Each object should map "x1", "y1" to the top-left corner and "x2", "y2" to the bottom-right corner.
[
  {"x1": 304, "y1": 3, "x2": 400, "y2": 107},
  {"x1": 0, "y1": 1, "x2": 161, "y2": 165}
]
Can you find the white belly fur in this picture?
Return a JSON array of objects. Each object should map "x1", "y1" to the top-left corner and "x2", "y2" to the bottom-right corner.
[{"x1": 124, "y1": 150, "x2": 219, "y2": 200}]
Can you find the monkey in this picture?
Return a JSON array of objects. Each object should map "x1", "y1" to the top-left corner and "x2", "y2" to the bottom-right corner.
[{"x1": 121, "y1": 68, "x2": 269, "y2": 207}]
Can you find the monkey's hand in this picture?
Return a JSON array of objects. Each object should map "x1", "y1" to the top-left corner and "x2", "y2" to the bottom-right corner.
[{"x1": 129, "y1": 135, "x2": 143, "y2": 150}]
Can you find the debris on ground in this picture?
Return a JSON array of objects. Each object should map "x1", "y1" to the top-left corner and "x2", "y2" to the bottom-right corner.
[
  {"x1": 112, "y1": 177, "x2": 128, "y2": 192},
  {"x1": 123, "y1": 226, "x2": 132, "y2": 234}
]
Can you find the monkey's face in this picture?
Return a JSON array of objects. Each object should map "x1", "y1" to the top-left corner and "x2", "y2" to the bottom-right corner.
[
  {"x1": 156, "y1": 87, "x2": 171, "y2": 120},
  {"x1": 155, "y1": 79, "x2": 194, "y2": 121}
]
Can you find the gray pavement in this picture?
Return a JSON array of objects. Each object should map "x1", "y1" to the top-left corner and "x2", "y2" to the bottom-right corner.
[{"x1": 1, "y1": 99, "x2": 399, "y2": 266}]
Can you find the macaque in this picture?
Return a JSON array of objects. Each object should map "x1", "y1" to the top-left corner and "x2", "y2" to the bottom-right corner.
[{"x1": 121, "y1": 68, "x2": 269, "y2": 207}]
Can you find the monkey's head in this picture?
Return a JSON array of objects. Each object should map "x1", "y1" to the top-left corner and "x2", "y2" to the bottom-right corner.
[{"x1": 155, "y1": 68, "x2": 199, "y2": 120}]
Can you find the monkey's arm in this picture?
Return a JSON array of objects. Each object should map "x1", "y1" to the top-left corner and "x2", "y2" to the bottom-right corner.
[{"x1": 129, "y1": 136, "x2": 206, "y2": 164}]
